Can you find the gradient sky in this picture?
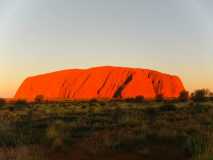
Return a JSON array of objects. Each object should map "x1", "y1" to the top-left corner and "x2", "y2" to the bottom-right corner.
[{"x1": 0, "y1": 0, "x2": 213, "y2": 98}]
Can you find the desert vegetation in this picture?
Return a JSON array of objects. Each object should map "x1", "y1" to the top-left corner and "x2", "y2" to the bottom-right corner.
[{"x1": 0, "y1": 89, "x2": 213, "y2": 160}]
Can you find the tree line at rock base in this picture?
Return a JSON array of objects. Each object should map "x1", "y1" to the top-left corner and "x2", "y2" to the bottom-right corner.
[{"x1": 1, "y1": 89, "x2": 213, "y2": 107}]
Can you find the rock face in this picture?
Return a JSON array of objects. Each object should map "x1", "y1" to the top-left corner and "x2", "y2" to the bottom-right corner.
[{"x1": 15, "y1": 66, "x2": 185, "y2": 101}]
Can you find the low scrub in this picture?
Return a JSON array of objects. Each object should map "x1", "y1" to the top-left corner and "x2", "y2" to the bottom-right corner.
[{"x1": 0, "y1": 100, "x2": 212, "y2": 160}]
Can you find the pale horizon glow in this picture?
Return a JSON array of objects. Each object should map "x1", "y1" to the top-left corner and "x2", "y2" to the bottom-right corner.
[{"x1": 0, "y1": 0, "x2": 213, "y2": 98}]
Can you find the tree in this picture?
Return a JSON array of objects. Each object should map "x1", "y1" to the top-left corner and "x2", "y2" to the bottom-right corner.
[
  {"x1": 134, "y1": 96, "x2": 145, "y2": 102},
  {"x1": 34, "y1": 95, "x2": 45, "y2": 103},
  {"x1": 191, "y1": 89, "x2": 210, "y2": 102},
  {"x1": 156, "y1": 94, "x2": 164, "y2": 102},
  {"x1": 178, "y1": 90, "x2": 189, "y2": 102}
]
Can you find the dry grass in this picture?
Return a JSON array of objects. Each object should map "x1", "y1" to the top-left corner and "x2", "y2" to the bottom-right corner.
[{"x1": 0, "y1": 100, "x2": 212, "y2": 160}]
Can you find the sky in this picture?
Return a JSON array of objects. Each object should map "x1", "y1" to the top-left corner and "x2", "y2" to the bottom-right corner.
[{"x1": 0, "y1": 0, "x2": 213, "y2": 98}]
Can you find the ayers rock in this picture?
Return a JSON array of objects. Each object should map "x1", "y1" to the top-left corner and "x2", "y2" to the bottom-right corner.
[{"x1": 15, "y1": 66, "x2": 185, "y2": 101}]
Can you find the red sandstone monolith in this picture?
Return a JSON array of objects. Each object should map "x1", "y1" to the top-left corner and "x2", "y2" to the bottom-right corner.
[{"x1": 15, "y1": 66, "x2": 185, "y2": 101}]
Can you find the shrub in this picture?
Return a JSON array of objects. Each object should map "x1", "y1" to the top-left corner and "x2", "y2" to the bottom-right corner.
[
  {"x1": 181, "y1": 134, "x2": 209, "y2": 159},
  {"x1": 208, "y1": 92, "x2": 213, "y2": 101},
  {"x1": 0, "y1": 98, "x2": 6, "y2": 107},
  {"x1": 178, "y1": 90, "x2": 189, "y2": 102},
  {"x1": 14, "y1": 99, "x2": 28, "y2": 108},
  {"x1": 144, "y1": 107, "x2": 158, "y2": 122},
  {"x1": 209, "y1": 96, "x2": 213, "y2": 102},
  {"x1": 193, "y1": 103, "x2": 209, "y2": 113},
  {"x1": 135, "y1": 96, "x2": 145, "y2": 102},
  {"x1": 156, "y1": 94, "x2": 164, "y2": 102},
  {"x1": 159, "y1": 103, "x2": 177, "y2": 112},
  {"x1": 34, "y1": 95, "x2": 45, "y2": 103},
  {"x1": 46, "y1": 120, "x2": 73, "y2": 151},
  {"x1": 0, "y1": 122, "x2": 17, "y2": 147},
  {"x1": 124, "y1": 96, "x2": 145, "y2": 103},
  {"x1": 88, "y1": 98, "x2": 98, "y2": 107},
  {"x1": 191, "y1": 89, "x2": 210, "y2": 102}
]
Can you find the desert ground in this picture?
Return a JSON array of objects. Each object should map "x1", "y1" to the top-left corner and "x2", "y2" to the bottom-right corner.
[{"x1": 0, "y1": 90, "x2": 213, "y2": 160}]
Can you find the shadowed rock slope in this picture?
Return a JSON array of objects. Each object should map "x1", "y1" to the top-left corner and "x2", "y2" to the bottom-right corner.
[{"x1": 15, "y1": 66, "x2": 185, "y2": 101}]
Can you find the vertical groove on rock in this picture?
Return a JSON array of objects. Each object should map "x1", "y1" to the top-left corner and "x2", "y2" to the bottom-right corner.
[
  {"x1": 60, "y1": 80, "x2": 68, "y2": 98},
  {"x1": 97, "y1": 71, "x2": 111, "y2": 95},
  {"x1": 113, "y1": 74, "x2": 133, "y2": 98},
  {"x1": 72, "y1": 74, "x2": 91, "y2": 98}
]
